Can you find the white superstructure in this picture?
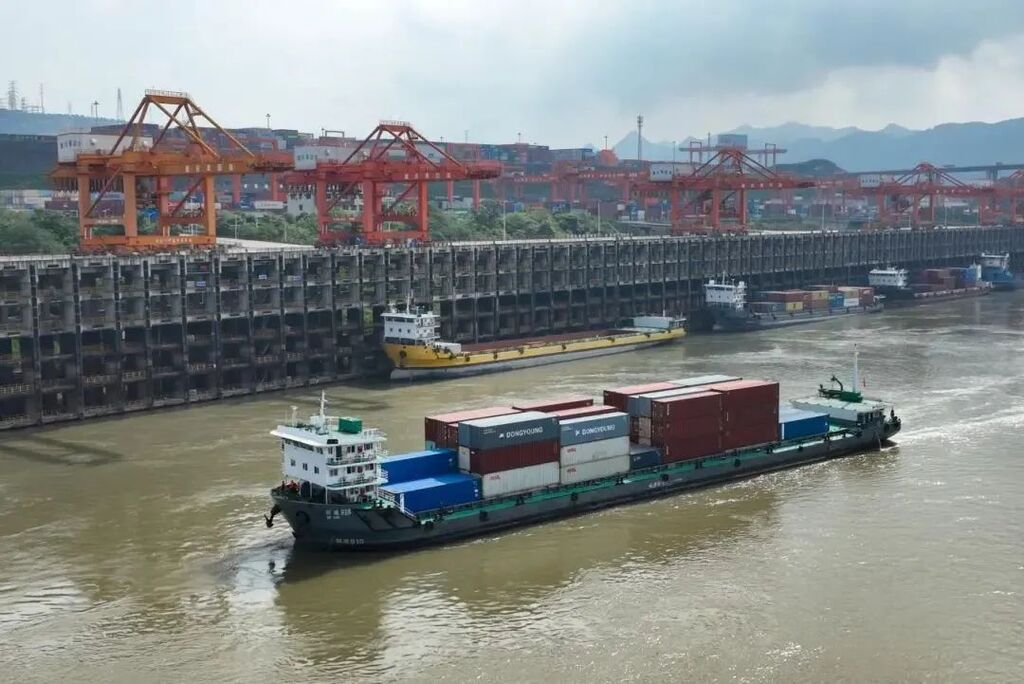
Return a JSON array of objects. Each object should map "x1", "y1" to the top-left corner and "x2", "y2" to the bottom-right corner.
[
  {"x1": 271, "y1": 393, "x2": 388, "y2": 504},
  {"x1": 980, "y1": 253, "x2": 1009, "y2": 270},
  {"x1": 703, "y1": 279, "x2": 747, "y2": 310},
  {"x1": 382, "y1": 308, "x2": 462, "y2": 354},
  {"x1": 868, "y1": 267, "x2": 909, "y2": 288}
]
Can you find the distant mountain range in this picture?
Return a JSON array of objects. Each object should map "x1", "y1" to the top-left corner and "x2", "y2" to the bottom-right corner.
[
  {"x1": 613, "y1": 119, "x2": 1024, "y2": 172},
  {"x1": 0, "y1": 109, "x2": 119, "y2": 136}
]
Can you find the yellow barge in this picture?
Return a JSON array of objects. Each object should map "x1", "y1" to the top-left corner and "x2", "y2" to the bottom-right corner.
[{"x1": 382, "y1": 310, "x2": 684, "y2": 380}]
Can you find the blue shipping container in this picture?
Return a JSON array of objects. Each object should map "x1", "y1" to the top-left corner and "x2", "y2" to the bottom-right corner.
[
  {"x1": 459, "y1": 411, "x2": 558, "y2": 450},
  {"x1": 381, "y1": 449, "x2": 457, "y2": 484},
  {"x1": 560, "y1": 412, "x2": 629, "y2": 446},
  {"x1": 629, "y1": 445, "x2": 662, "y2": 470},
  {"x1": 779, "y1": 406, "x2": 829, "y2": 440},
  {"x1": 380, "y1": 473, "x2": 481, "y2": 514}
]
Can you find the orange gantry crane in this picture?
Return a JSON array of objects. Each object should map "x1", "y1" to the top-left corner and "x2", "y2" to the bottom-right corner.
[
  {"x1": 52, "y1": 90, "x2": 292, "y2": 252},
  {"x1": 281, "y1": 121, "x2": 501, "y2": 245},
  {"x1": 632, "y1": 147, "x2": 814, "y2": 233}
]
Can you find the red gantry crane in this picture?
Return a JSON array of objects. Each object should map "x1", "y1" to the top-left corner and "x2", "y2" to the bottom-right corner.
[
  {"x1": 281, "y1": 121, "x2": 501, "y2": 245},
  {"x1": 52, "y1": 90, "x2": 292, "y2": 252},
  {"x1": 855, "y1": 163, "x2": 997, "y2": 227},
  {"x1": 632, "y1": 147, "x2": 814, "y2": 233}
]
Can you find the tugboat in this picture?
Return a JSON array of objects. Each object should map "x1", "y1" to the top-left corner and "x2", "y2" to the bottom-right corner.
[
  {"x1": 979, "y1": 254, "x2": 1019, "y2": 291},
  {"x1": 265, "y1": 354, "x2": 901, "y2": 552}
]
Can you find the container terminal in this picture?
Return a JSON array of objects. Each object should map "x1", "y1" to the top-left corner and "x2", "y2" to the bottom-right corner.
[{"x1": 1, "y1": 90, "x2": 1024, "y2": 430}]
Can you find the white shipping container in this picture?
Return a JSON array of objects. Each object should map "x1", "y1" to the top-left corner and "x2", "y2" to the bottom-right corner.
[
  {"x1": 253, "y1": 200, "x2": 284, "y2": 210},
  {"x1": 57, "y1": 133, "x2": 154, "y2": 163},
  {"x1": 790, "y1": 399, "x2": 863, "y2": 423},
  {"x1": 458, "y1": 445, "x2": 470, "y2": 471},
  {"x1": 559, "y1": 435, "x2": 630, "y2": 466},
  {"x1": 479, "y1": 462, "x2": 559, "y2": 499},
  {"x1": 638, "y1": 418, "x2": 652, "y2": 439},
  {"x1": 649, "y1": 162, "x2": 696, "y2": 181},
  {"x1": 859, "y1": 173, "x2": 882, "y2": 188},
  {"x1": 560, "y1": 454, "x2": 630, "y2": 485},
  {"x1": 292, "y1": 144, "x2": 359, "y2": 170}
]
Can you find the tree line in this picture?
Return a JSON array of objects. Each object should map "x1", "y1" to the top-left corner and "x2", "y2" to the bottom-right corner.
[{"x1": 0, "y1": 205, "x2": 623, "y2": 255}]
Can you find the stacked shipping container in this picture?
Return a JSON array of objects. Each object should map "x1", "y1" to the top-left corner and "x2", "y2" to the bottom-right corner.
[
  {"x1": 651, "y1": 391, "x2": 723, "y2": 462},
  {"x1": 512, "y1": 396, "x2": 593, "y2": 412},
  {"x1": 706, "y1": 379, "x2": 780, "y2": 449},
  {"x1": 556, "y1": 412, "x2": 631, "y2": 484},
  {"x1": 379, "y1": 473, "x2": 481, "y2": 514},
  {"x1": 424, "y1": 406, "x2": 517, "y2": 449},
  {"x1": 458, "y1": 411, "x2": 560, "y2": 498},
  {"x1": 381, "y1": 449, "x2": 457, "y2": 484}
]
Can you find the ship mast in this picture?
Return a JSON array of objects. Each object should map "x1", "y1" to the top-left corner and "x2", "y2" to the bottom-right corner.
[{"x1": 852, "y1": 346, "x2": 860, "y2": 394}]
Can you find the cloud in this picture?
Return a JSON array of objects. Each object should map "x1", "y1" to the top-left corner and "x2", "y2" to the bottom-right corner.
[{"x1": 3, "y1": 0, "x2": 1024, "y2": 146}]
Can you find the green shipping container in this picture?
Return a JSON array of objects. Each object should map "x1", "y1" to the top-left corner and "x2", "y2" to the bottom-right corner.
[{"x1": 338, "y1": 416, "x2": 363, "y2": 434}]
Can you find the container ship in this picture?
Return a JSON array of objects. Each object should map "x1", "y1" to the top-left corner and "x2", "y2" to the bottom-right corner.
[
  {"x1": 381, "y1": 308, "x2": 683, "y2": 380},
  {"x1": 978, "y1": 253, "x2": 1019, "y2": 291},
  {"x1": 688, "y1": 280, "x2": 881, "y2": 332},
  {"x1": 265, "y1": 355, "x2": 901, "y2": 551},
  {"x1": 868, "y1": 265, "x2": 991, "y2": 306}
]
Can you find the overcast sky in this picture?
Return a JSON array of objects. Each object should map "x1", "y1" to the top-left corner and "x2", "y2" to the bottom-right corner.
[{"x1": 5, "y1": 0, "x2": 1024, "y2": 146}]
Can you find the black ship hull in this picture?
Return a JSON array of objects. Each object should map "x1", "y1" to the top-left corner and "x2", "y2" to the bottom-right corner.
[{"x1": 270, "y1": 419, "x2": 900, "y2": 552}]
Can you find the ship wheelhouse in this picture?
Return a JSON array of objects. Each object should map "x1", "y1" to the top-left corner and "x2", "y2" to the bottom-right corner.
[
  {"x1": 271, "y1": 407, "x2": 388, "y2": 505},
  {"x1": 382, "y1": 311, "x2": 441, "y2": 347}
]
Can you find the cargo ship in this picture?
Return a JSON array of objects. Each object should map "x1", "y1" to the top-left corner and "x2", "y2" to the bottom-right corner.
[
  {"x1": 688, "y1": 280, "x2": 882, "y2": 332},
  {"x1": 265, "y1": 354, "x2": 901, "y2": 551},
  {"x1": 978, "y1": 253, "x2": 1020, "y2": 291},
  {"x1": 868, "y1": 265, "x2": 991, "y2": 306},
  {"x1": 381, "y1": 308, "x2": 684, "y2": 380}
]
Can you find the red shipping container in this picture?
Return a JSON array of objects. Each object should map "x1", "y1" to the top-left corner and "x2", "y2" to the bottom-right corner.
[
  {"x1": 721, "y1": 421, "x2": 779, "y2": 450},
  {"x1": 650, "y1": 391, "x2": 722, "y2": 423},
  {"x1": 425, "y1": 406, "x2": 518, "y2": 448},
  {"x1": 513, "y1": 396, "x2": 593, "y2": 412},
  {"x1": 461, "y1": 438, "x2": 559, "y2": 475},
  {"x1": 547, "y1": 404, "x2": 618, "y2": 419},
  {"x1": 707, "y1": 380, "x2": 779, "y2": 414},
  {"x1": 603, "y1": 381, "x2": 679, "y2": 411},
  {"x1": 661, "y1": 433, "x2": 722, "y2": 463},
  {"x1": 653, "y1": 416, "x2": 722, "y2": 446}
]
